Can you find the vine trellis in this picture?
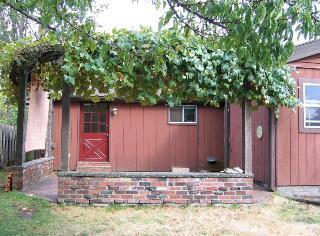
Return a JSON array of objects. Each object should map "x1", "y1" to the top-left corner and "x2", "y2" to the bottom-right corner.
[{"x1": 1, "y1": 28, "x2": 299, "y2": 171}]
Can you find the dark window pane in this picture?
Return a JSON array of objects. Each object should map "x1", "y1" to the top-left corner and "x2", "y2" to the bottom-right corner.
[
  {"x1": 305, "y1": 122, "x2": 320, "y2": 127},
  {"x1": 84, "y1": 113, "x2": 91, "y2": 122},
  {"x1": 84, "y1": 123, "x2": 90, "y2": 133},
  {"x1": 92, "y1": 113, "x2": 98, "y2": 122},
  {"x1": 84, "y1": 103, "x2": 92, "y2": 112},
  {"x1": 98, "y1": 103, "x2": 107, "y2": 112},
  {"x1": 92, "y1": 123, "x2": 98, "y2": 133},
  {"x1": 305, "y1": 85, "x2": 320, "y2": 101},
  {"x1": 84, "y1": 103, "x2": 107, "y2": 112},
  {"x1": 100, "y1": 113, "x2": 106, "y2": 122},
  {"x1": 170, "y1": 107, "x2": 183, "y2": 122},
  {"x1": 305, "y1": 107, "x2": 320, "y2": 121},
  {"x1": 184, "y1": 107, "x2": 196, "y2": 122},
  {"x1": 99, "y1": 124, "x2": 106, "y2": 132},
  {"x1": 92, "y1": 103, "x2": 106, "y2": 112}
]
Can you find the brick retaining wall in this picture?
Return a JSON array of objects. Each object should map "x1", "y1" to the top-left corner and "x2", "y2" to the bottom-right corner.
[
  {"x1": 5, "y1": 157, "x2": 54, "y2": 189},
  {"x1": 58, "y1": 172, "x2": 253, "y2": 205}
]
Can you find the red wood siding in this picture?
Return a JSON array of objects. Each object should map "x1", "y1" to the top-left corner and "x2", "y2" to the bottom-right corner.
[
  {"x1": 110, "y1": 103, "x2": 224, "y2": 171},
  {"x1": 276, "y1": 63, "x2": 320, "y2": 186},
  {"x1": 52, "y1": 102, "x2": 80, "y2": 171},
  {"x1": 229, "y1": 105, "x2": 271, "y2": 185},
  {"x1": 52, "y1": 101, "x2": 224, "y2": 172}
]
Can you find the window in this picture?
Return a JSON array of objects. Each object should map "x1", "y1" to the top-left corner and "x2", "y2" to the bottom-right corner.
[
  {"x1": 169, "y1": 105, "x2": 197, "y2": 124},
  {"x1": 83, "y1": 103, "x2": 108, "y2": 133},
  {"x1": 303, "y1": 83, "x2": 320, "y2": 128}
]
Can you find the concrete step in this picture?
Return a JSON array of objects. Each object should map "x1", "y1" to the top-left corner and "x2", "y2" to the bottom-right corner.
[{"x1": 76, "y1": 162, "x2": 111, "y2": 172}]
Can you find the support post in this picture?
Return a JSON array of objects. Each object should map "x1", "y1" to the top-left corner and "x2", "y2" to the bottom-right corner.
[
  {"x1": 269, "y1": 109, "x2": 276, "y2": 191},
  {"x1": 61, "y1": 81, "x2": 71, "y2": 171},
  {"x1": 224, "y1": 101, "x2": 230, "y2": 168},
  {"x1": 242, "y1": 100, "x2": 252, "y2": 174},
  {"x1": 45, "y1": 100, "x2": 53, "y2": 158},
  {"x1": 15, "y1": 67, "x2": 28, "y2": 165}
]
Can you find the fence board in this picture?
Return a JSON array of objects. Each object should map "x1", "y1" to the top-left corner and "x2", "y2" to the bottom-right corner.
[{"x1": 0, "y1": 125, "x2": 17, "y2": 169}]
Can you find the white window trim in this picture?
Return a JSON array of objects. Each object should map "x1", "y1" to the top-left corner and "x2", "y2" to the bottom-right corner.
[
  {"x1": 303, "y1": 83, "x2": 320, "y2": 128},
  {"x1": 168, "y1": 105, "x2": 198, "y2": 124}
]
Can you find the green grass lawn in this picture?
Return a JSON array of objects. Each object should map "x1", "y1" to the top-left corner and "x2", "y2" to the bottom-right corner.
[
  {"x1": 0, "y1": 171, "x2": 7, "y2": 187},
  {"x1": 1, "y1": 190, "x2": 320, "y2": 236}
]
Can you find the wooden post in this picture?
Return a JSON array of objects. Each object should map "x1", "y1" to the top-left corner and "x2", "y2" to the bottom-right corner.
[
  {"x1": 242, "y1": 100, "x2": 252, "y2": 174},
  {"x1": 224, "y1": 102, "x2": 230, "y2": 168},
  {"x1": 61, "y1": 81, "x2": 71, "y2": 171},
  {"x1": 15, "y1": 67, "x2": 28, "y2": 165},
  {"x1": 45, "y1": 100, "x2": 53, "y2": 158},
  {"x1": 269, "y1": 109, "x2": 276, "y2": 191}
]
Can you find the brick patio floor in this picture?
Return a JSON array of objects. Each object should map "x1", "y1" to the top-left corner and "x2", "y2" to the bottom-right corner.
[{"x1": 24, "y1": 173, "x2": 58, "y2": 202}]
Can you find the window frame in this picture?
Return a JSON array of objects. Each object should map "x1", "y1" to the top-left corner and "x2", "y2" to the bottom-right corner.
[
  {"x1": 303, "y1": 83, "x2": 320, "y2": 128},
  {"x1": 299, "y1": 78, "x2": 320, "y2": 133},
  {"x1": 168, "y1": 105, "x2": 198, "y2": 125}
]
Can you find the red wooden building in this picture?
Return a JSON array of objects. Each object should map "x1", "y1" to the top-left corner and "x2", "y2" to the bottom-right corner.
[{"x1": 51, "y1": 40, "x2": 320, "y2": 193}]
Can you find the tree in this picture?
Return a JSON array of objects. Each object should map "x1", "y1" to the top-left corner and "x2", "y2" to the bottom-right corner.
[
  {"x1": 0, "y1": 3, "x2": 28, "y2": 41},
  {"x1": 158, "y1": 0, "x2": 320, "y2": 67},
  {"x1": 0, "y1": 3, "x2": 31, "y2": 125}
]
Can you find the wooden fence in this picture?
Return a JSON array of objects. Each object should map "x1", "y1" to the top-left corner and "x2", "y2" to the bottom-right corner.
[{"x1": 0, "y1": 125, "x2": 16, "y2": 169}]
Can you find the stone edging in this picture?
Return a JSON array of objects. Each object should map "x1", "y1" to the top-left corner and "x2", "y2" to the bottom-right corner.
[{"x1": 58, "y1": 171, "x2": 253, "y2": 178}]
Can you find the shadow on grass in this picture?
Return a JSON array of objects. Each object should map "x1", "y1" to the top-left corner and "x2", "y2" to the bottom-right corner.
[
  {"x1": 277, "y1": 200, "x2": 320, "y2": 224},
  {"x1": 0, "y1": 190, "x2": 60, "y2": 236}
]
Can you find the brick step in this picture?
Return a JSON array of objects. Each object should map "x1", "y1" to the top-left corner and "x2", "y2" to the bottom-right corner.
[
  {"x1": 76, "y1": 162, "x2": 111, "y2": 173},
  {"x1": 77, "y1": 162, "x2": 111, "y2": 167}
]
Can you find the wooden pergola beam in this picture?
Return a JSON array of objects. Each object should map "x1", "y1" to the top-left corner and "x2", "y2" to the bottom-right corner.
[
  {"x1": 15, "y1": 67, "x2": 28, "y2": 165},
  {"x1": 242, "y1": 100, "x2": 253, "y2": 174}
]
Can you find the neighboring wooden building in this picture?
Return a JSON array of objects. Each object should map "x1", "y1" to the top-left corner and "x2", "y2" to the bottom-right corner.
[{"x1": 229, "y1": 39, "x2": 320, "y2": 189}]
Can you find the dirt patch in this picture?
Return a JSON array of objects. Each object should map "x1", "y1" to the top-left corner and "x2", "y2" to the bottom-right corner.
[
  {"x1": 10, "y1": 201, "x2": 38, "y2": 219},
  {"x1": 19, "y1": 207, "x2": 37, "y2": 219}
]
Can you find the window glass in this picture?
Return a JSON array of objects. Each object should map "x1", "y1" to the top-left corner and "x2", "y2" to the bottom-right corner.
[
  {"x1": 184, "y1": 107, "x2": 196, "y2": 122},
  {"x1": 304, "y1": 83, "x2": 320, "y2": 129},
  {"x1": 92, "y1": 123, "x2": 99, "y2": 133},
  {"x1": 84, "y1": 113, "x2": 91, "y2": 122},
  {"x1": 305, "y1": 121, "x2": 320, "y2": 127},
  {"x1": 99, "y1": 124, "x2": 106, "y2": 132},
  {"x1": 82, "y1": 102, "x2": 108, "y2": 133},
  {"x1": 100, "y1": 113, "x2": 106, "y2": 122},
  {"x1": 92, "y1": 113, "x2": 98, "y2": 122},
  {"x1": 84, "y1": 123, "x2": 90, "y2": 133},
  {"x1": 170, "y1": 107, "x2": 183, "y2": 122},
  {"x1": 169, "y1": 105, "x2": 197, "y2": 123},
  {"x1": 84, "y1": 103, "x2": 107, "y2": 112},
  {"x1": 305, "y1": 107, "x2": 320, "y2": 121},
  {"x1": 305, "y1": 85, "x2": 320, "y2": 102}
]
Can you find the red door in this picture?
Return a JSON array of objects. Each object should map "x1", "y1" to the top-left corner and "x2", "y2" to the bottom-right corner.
[{"x1": 79, "y1": 102, "x2": 109, "y2": 162}]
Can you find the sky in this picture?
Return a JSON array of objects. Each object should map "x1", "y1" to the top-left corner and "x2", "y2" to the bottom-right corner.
[
  {"x1": 93, "y1": 0, "x2": 307, "y2": 45},
  {"x1": 94, "y1": 0, "x2": 164, "y2": 32}
]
